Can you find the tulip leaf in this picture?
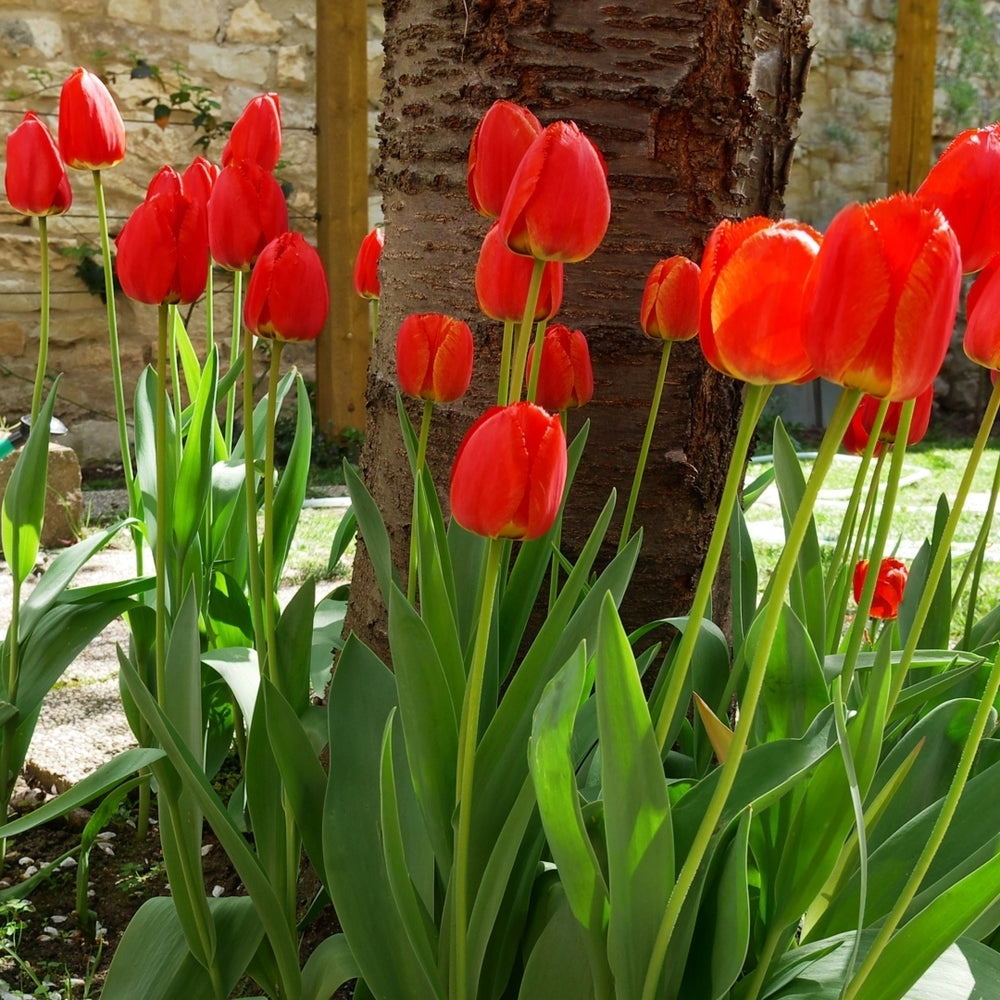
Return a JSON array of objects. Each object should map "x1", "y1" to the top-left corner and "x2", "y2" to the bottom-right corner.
[
  {"x1": 344, "y1": 459, "x2": 396, "y2": 607},
  {"x1": 270, "y1": 373, "x2": 311, "y2": 582},
  {"x1": 133, "y1": 366, "x2": 177, "y2": 549},
  {"x1": 1, "y1": 377, "x2": 59, "y2": 584},
  {"x1": 273, "y1": 576, "x2": 316, "y2": 713},
  {"x1": 729, "y1": 500, "x2": 759, "y2": 655},
  {"x1": 300, "y1": 934, "x2": 359, "y2": 1000},
  {"x1": 898, "y1": 495, "x2": 952, "y2": 651}
]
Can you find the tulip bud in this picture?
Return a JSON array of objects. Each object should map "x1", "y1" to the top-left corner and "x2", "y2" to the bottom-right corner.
[
  {"x1": 222, "y1": 92, "x2": 282, "y2": 172},
  {"x1": 699, "y1": 217, "x2": 821, "y2": 385},
  {"x1": 57, "y1": 67, "x2": 126, "y2": 170},
  {"x1": 853, "y1": 557, "x2": 908, "y2": 620},
  {"x1": 475, "y1": 221, "x2": 563, "y2": 322},
  {"x1": 640, "y1": 256, "x2": 700, "y2": 341},
  {"x1": 499, "y1": 120, "x2": 611, "y2": 263},
  {"x1": 395, "y1": 313, "x2": 475, "y2": 403},
  {"x1": 450, "y1": 402, "x2": 567, "y2": 541},
  {"x1": 353, "y1": 226, "x2": 384, "y2": 299},
  {"x1": 843, "y1": 386, "x2": 934, "y2": 456},
  {"x1": 243, "y1": 232, "x2": 330, "y2": 342},
  {"x1": 525, "y1": 324, "x2": 594, "y2": 411},
  {"x1": 4, "y1": 112, "x2": 72, "y2": 216},
  {"x1": 182, "y1": 156, "x2": 220, "y2": 212},
  {"x1": 207, "y1": 160, "x2": 289, "y2": 270},
  {"x1": 467, "y1": 100, "x2": 542, "y2": 219},
  {"x1": 964, "y1": 253, "x2": 1000, "y2": 371}
]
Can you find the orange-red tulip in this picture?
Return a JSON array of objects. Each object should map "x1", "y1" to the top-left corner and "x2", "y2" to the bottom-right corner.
[
  {"x1": 57, "y1": 67, "x2": 126, "y2": 170},
  {"x1": 916, "y1": 122, "x2": 1000, "y2": 274},
  {"x1": 802, "y1": 194, "x2": 962, "y2": 402},
  {"x1": 4, "y1": 112, "x2": 72, "y2": 216},
  {"x1": 853, "y1": 557, "x2": 908, "y2": 620},
  {"x1": 207, "y1": 160, "x2": 289, "y2": 270},
  {"x1": 499, "y1": 120, "x2": 610, "y2": 263},
  {"x1": 475, "y1": 221, "x2": 563, "y2": 322},
  {"x1": 964, "y1": 253, "x2": 1000, "y2": 370},
  {"x1": 115, "y1": 176, "x2": 208, "y2": 306},
  {"x1": 243, "y1": 232, "x2": 329, "y2": 342},
  {"x1": 467, "y1": 100, "x2": 542, "y2": 219},
  {"x1": 640, "y1": 255, "x2": 700, "y2": 341},
  {"x1": 842, "y1": 385, "x2": 934, "y2": 456},
  {"x1": 699, "y1": 217, "x2": 821, "y2": 385},
  {"x1": 450, "y1": 401, "x2": 567, "y2": 541},
  {"x1": 222, "y1": 92, "x2": 282, "y2": 172},
  {"x1": 181, "y1": 155, "x2": 219, "y2": 212},
  {"x1": 395, "y1": 313, "x2": 475, "y2": 403},
  {"x1": 353, "y1": 225, "x2": 384, "y2": 299},
  {"x1": 525, "y1": 324, "x2": 593, "y2": 411}
]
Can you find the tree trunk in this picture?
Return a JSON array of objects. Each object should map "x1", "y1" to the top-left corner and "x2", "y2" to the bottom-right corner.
[{"x1": 346, "y1": 0, "x2": 812, "y2": 656}]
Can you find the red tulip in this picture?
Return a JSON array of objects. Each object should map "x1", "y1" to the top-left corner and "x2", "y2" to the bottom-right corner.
[
  {"x1": 145, "y1": 164, "x2": 183, "y2": 199},
  {"x1": 475, "y1": 221, "x2": 563, "y2": 322},
  {"x1": 499, "y1": 120, "x2": 610, "y2": 263},
  {"x1": 243, "y1": 232, "x2": 329, "y2": 342},
  {"x1": 916, "y1": 122, "x2": 1000, "y2": 274},
  {"x1": 395, "y1": 313, "x2": 475, "y2": 403},
  {"x1": 640, "y1": 255, "x2": 700, "y2": 341},
  {"x1": 842, "y1": 385, "x2": 934, "y2": 456},
  {"x1": 525, "y1": 324, "x2": 594, "y2": 411},
  {"x1": 853, "y1": 557, "x2": 908, "y2": 620},
  {"x1": 222, "y1": 92, "x2": 282, "y2": 172},
  {"x1": 181, "y1": 156, "x2": 220, "y2": 212},
  {"x1": 115, "y1": 179, "x2": 208, "y2": 306},
  {"x1": 450, "y1": 402, "x2": 567, "y2": 541},
  {"x1": 353, "y1": 225, "x2": 384, "y2": 299},
  {"x1": 4, "y1": 112, "x2": 72, "y2": 216},
  {"x1": 57, "y1": 67, "x2": 126, "y2": 170},
  {"x1": 698, "y1": 217, "x2": 821, "y2": 385},
  {"x1": 802, "y1": 194, "x2": 962, "y2": 402},
  {"x1": 207, "y1": 160, "x2": 289, "y2": 270},
  {"x1": 467, "y1": 100, "x2": 542, "y2": 219},
  {"x1": 964, "y1": 253, "x2": 1000, "y2": 370}
]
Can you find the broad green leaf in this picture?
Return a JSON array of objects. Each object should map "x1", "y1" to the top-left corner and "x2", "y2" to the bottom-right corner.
[
  {"x1": 344, "y1": 459, "x2": 396, "y2": 606},
  {"x1": 300, "y1": 934, "x2": 359, "y2": 1000},
  {"x1": 898, "y1": 495, "x2": 952, "y2": 651},
  {"x1": 274, "y1": 577, "x2": 316, "y2": 714},
  {"x1": 729, "y1": 500, "x2": 759, "y2": 655},
  {"x1": 270, "y1": 374, "x2": 312, "y2": 580},
  {"x1": 327, "y1": 504, "x2": 357, "y2": 574},
  {"x1": 133, "y1": 365, "x2": 177, "y2": 548},
  {"x1": 203, "y1": 647, "x2": 260, "y2": 727}
]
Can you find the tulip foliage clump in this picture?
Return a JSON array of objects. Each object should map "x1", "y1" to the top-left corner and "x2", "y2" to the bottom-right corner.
[{"x1": 7, "y1": 72, "x2": 1000, "y2": 1000}]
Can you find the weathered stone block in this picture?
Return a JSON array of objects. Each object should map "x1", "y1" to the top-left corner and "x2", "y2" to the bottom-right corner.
[{"x1": 0, "y1": 442, "x2": 83, "y2": 551}]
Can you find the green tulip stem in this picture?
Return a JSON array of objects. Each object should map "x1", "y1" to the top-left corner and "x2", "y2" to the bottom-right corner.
[
  {"x1": 371, "y1": 298, "x2": 379, "y2": 344},
  {"x1": 242, "y1": 326, "x2": 267, "y2": 670},
  {"x1": 262, "y1": 342, "x2": 285, "y2": 683},
  {"x1": 839, "y1": 400, "x2": 913, "y2": 692},
  {"x1": 93, "y1": 169, "x2": 142, "y2": 572},
  {"x1": 30, "y1": 216, "x2": 51, "y2": 426},
  {"x1": 169, "y1": 305, "x2": 183, "y2": 453},
  {"x1": 507, "y1": 260, "x2": 546, "y2": 404},
  {"x1": 643, "y1": 386, "x2": 861, "y2": 1000},
  {"x1": 498, "y1": 320, "x2": 515, "y2": 406},
  {"x1": 453, "y1": 535, "x2": 504, "y2": 1000},
  {"x1": 619, "y1": 339, "x2": 673, "y2": 556},
  {"x1": 887, "y1": 377, "x2": 1000, "y2": 717},
  {"x1": 652, "y1": 381, "x2": 772, "y2": 753},
  {"x1": 825, "y1": 399, "x2": 888, "y2": 601},
  {"x1": 956, "y1": 446, "x2": 1000, "y2": 644},
  {"x1": 844, "y1": 635, "x2": 1000, "y2": 1000},
  {"x1": 205, "y1": 262, "x2": 214, "y2": 355},
  {"x1": 548, "y1": 410, "x2": 569, "y2": 612},
  {"x1": 525, "y1": 318, "x2": 551, "y2": 404},
  {"x1": 155, "y1": 304, "x2": 169, "y2": 703},
  {"x1": 407, "y1": 399, "x2": 435, "y2": 605},
  {"x1": 226, "y1": 269, "x2": 246, "y2": 453}
]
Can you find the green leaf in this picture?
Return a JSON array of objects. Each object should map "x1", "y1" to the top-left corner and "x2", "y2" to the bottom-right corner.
[
  {"x1": 270, "y1": 374, "x2": 312, "y2": 580},
  {"x1": 1, "y1": 377, "x2": 60, "y2": 583},
  {"x1": 898, "y1": 495, "x2": 952, "y2": 651},
  {"x1": 344, "y1": 459, "x2": 396, "y2": 606},
  {"x1": 300, "y1": 934, "x2": 359, "y2": 1000},
  {"x1": 729, "y1": 500, "x2": 759, "y2": 655},
  {"x1": 274, "y1": 577, "x2": 316, "y2": 714},
  {"x1": 327, "y1": 504, "x2": 357, "y2": 574}
]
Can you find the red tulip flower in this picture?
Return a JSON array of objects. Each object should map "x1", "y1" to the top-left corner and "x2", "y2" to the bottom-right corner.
[
  {"x1": 243, "y1": 232, "x2": 329, "y2": 342},
  {"x1": 842, "y1": 385, "x2": 934, "y2": 456},
  {"x1": 802, "y1": 194, "x2": 962, "y2": 402},
  {"x1": 525, "y1": 324, "x2": 594, "y2": 411},
  {"x1": 115, "y1": 179, "x2": 208, "y2": 306},
  {"x1": 467, "y1": 100, "x2": 542, "y2": 219},
  {"x1": 916, "y1": 122, "x2": 1000, "y2": 274},
  {"x1": 57, "y1": 67, "x2": 126, "y2": 170},
  {"x1": 4, "y1": 112, "x2": 72, "y2": 216},
  {"x1": 450, "y1": 402, "x2": 567, "y2": 541},
  {"x1": 640, "y1": 255, "x2": 700, "y2": 341},
  {"x1": 475, "y1": 221, "x2": 564, "y2": 322},
  {"x1": 964, "y1": 253, "x2": 1000, "y2": 370},
  {"x1": 181, "y1": 155, "x2": 220, "y2": 212},
  {"x1": 222, "y1": 92, "x2": 282, "y2": 172},
  {"x1": 207, "y1": 160, "x2": 289, "y2": 270},
  {"x1": 698, "y1": 217, "x2": 821, "y2": 385},
  {"x1": 853, "y1": 557, "x2": 908, "y2": 620},
  {"x1": 499, "y1": 120, "x2": 611, "y2": 263},
  {"x1": 395, "y1": 313, "x2": 475, "y2": 403},
  {"x1": 353, "y1": 225, "x2": 384, "y2": 299}
]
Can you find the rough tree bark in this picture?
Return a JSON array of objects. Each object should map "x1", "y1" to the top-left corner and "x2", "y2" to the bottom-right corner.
[{"x1": 346, "y1": 0, "x2": 813, "y2": 656}]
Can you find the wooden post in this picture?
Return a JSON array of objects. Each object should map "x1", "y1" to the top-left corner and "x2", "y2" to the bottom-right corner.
[
  {"x1": 887, "y1": 0, "x2": 940, "y2": 194},
  {"x1": 315, "y1": 0, "x2": 371, "y2": 437}
]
